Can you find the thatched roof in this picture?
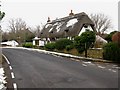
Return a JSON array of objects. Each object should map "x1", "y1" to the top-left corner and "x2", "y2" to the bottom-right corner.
[{"x1": 40, "y1": 12, "x2": 96, "y2": 38}]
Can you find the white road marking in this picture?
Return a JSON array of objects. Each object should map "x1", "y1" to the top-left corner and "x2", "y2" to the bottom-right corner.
[
  {"x1": 113, "y1": 65, "x2": 118, "y2": 67},
  {"x1": 2, "y1": 54, "x2": 10, "y2": 64},
  {"x1": 112, "y1": 67, "x2": 120, "y2": 69},
  {"x1": 71, "y1": 58, "x2": 76, "y2": 61},
  {"x1": 13, "y1": 83, "x2": 17, "y2": 90},
  {"x1": 82, "y1": 64, "x2": 87, "y2": 67},
  {"x1": 108, "y1": 69, "x2": 112, "y2": 71},
  {"x1": 75, "y1": 60, "x2": 80, "y2": 62},
  {"x1": 9, "y1": 66, "x2": 13, "y2": 70},
  {"x1": 108, "y1": 69, "x2": 117, "y2": 72},
  {"x1": 112, "y1": 70, "x2": 117, "y2": 73},
  {"x1": 11, "y1": 72, "x2": 15, "y2": 78},
  {"x1": 83, "y1": 61, "x2": 91, "y2": 64},
  {"x1": 98, "y1": 65, "x2": 105, "y2": 69}
]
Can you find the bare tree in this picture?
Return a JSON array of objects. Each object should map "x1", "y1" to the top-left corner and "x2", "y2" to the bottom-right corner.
[
  {"x1": 34, "y1": 25, "x2": 41, "y2": 37},
  {"x1": 6, "y1": 18, "x2": 35, "y2": 44},
  {"x1": 89, "y1": 13, "x2": 112, "y2": 35},
  {"x1": 33, "y1": 23, "x2": 44, "y2": 37},
  {"x1": 7, "y1": 18, "x2": 26, "y2": 40},
  {"x1": 8, "y1": 18, "x2": 27, "y2": 33}
]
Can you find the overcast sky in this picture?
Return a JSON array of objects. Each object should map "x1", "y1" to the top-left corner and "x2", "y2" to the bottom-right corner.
[{"x1": 1, "y1": 0, "x2": 119, "y2": 33}]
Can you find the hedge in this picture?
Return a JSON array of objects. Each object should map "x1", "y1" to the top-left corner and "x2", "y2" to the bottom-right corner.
[
  {"x1": 55, "y1": 38, "x2": 73, "y2": 50},
  {"x1": 45, "y1": 42, "x2": 55, "y2": 50},
  {"x1": 103, "y1": 42, "x2": 120, "y2": 62},
  {"x1": 22, "y1": 43, "x2": 33, "y2": 48}
]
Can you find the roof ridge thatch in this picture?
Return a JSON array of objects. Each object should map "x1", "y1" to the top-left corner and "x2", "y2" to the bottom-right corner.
[
  {"x1": 47, "y1": 12, "x2": 87, "y2": 24},
  {"x1": 40, "y1": 12, "x2": 96, "y2": 38}
]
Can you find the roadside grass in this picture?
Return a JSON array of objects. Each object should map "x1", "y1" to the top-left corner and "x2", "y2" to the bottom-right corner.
[
  {"x1": 19, "y1": 44, "x2": 103, "y2": 59},
  {"x1": 87, "y1": 49, "x2": 103, "y2": 59},
  {"x1": 54, "y1": 48, "x2": 103, "y2": 59},
  {"x1": 18, "y1": 44, "x2": 115, "y2": 63}
]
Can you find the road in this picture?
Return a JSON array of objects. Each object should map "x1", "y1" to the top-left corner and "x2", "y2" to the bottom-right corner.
[{"x1": 2, "y1": 48, "x2": 118, "y2": 88}]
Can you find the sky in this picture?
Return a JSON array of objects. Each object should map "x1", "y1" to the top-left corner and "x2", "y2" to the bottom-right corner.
[{"x1": 1, "y1": 0, "x2": 119, "y2": 33}]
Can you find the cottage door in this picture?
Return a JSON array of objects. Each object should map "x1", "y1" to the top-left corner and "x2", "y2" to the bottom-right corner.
[{"x1": 37, "y1": 40, "x2": 39, "y2": 45}]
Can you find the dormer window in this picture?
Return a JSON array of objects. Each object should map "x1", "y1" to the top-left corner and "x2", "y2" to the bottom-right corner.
[
  {"x1": 65, "y1": 29, "x2": 69, "y2": 32},
  {"x1": 83, "y1": 24, "x2": 88, "y2": 28}
]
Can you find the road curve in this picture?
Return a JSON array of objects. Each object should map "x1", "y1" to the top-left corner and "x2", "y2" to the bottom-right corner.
[{"x1": 2, "y1": 48, "x2": 118, "y2": 88}]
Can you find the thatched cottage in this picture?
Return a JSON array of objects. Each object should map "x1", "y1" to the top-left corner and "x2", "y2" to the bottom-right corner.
[{"x1": 37, "y1": 10, "x2": 107, "y2": 46}]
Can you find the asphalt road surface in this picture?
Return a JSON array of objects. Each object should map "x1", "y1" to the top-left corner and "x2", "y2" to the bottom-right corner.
[{"x1": 2, "y1": 48, "x2": 118, "y2": 88}]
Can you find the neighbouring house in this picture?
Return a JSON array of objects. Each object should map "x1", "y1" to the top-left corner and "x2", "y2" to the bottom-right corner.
[
  {"x1": 33, "y1": 37, "x2": 44, "y2": 46},
  {"x1": 39, "y1": 10, "x2": 107, "y2": 47},
  {"x1": 1, "y1": 40, "x2": 19, "y2": 47},
  {"x1": 94, "y1": 35, "x2": 108, "y2": 48}
]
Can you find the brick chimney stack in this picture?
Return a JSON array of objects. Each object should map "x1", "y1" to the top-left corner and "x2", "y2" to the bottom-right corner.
[
  {"x1": 47, "y1": 17, "x2": 50, "y2": 22},
  {"x1": 71, "y1": 10, "x2": 73, "y2": 14},
  {"x1": 69, "y1": 10, "x2": 74, "y2": 16}
]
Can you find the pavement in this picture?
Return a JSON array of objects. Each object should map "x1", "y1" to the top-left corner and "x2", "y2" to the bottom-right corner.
[{"x1": 2, "y1": 47, "x2": 119, "y2": 88}]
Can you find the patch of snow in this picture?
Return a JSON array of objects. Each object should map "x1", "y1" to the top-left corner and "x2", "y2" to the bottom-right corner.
[
  {"x1": 56, "y1": 28, "x2": 61, "y2": 32},
  {"x1": 53, "y1": 22, "x2": 58, "y2": 26},
  {"x1": 0, "y1": 68, "x2": 7, "y2": 90},
  {"x1": 56, "y1": 22, "x2": 63, "y2": 32},
  {"x1": 66, "y1": 18, "x2": 78, "y2": 27},
  {"x1": 45, "y1": 24, "x2": 52, "y2": 28},
  {"x1": 49, "y1": 28, "x2": 53, "y2": 32},
  {"x1": 1, "y1": 40, "x2": 19, "y2": 47}
]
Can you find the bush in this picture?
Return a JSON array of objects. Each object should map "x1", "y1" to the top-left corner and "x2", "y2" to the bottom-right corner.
[
  {"x1": 55, "y1": 38, "x2": 73, "y2": 50},
  {"x1": 103, "y1": 42, "x2": 120, "y2": 62},
  {"x1": 74, "y1": 31, "x2": 96, "y2": 53},
  {"x1": 22, "y1": 43, "x2": 26, "y2": 47},
  {"x1": 45, "y1": 42, "x2": 55, "y2": 50},
  {"x1": 33, "y1": 45, "x2": 37, "y2": 48},
  {"x1": 22, "y1": 43, "x2": 33, "y2": 48},
  {"x1": 66, "y1": 44, "x2": 74, "y2": 51},
  {"x1": 104, "y1": 31, "x2": 118, "y2": 42},
  {"x1": 112, "y1": 32, "x2": 120, "y2": 47}
]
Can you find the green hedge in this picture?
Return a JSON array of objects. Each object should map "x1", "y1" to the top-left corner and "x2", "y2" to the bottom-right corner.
[
  {"x1": 45, "y1": 42, "x2": 55, "y2": 50},
  {"x1": 103, "y1": 42, "x2": 120, "y2": 62},
  {"x1": 55, "y1": 38, "x2": 73, "y2": 50},
  {"x1": 22, "y1": 43, "x2": 33, "y2": 48}
]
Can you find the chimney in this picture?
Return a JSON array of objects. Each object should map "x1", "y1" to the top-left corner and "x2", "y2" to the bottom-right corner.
[
  {"x1": 47, "y1": 17, "x2": 50, "y2": 22},
  {"x1": 71, "y1": 10, "x2": 73, "y2": 14},
  {"x1": 69, "y1": 10, "x2": 74, "y2": 16}
]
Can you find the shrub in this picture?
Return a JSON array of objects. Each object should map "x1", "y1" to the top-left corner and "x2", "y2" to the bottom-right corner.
[
  {"x1": 22, "y1": 43, "x2": 26, "y2": 47},
  {"x1": 66, "y1": 44, "x2": 74, "y2": 51},
  {"x1": 103, "y1": 42, "x2": 120, "y2": 62},
  {"x1": 112, "y1": 32, "x2": 120, "y2": 47},
  {"x1": 55, "y1": 38, "x2": 73, "y2": 50},
  {"x1": 104, "y1": 31, "x2": 118, "y2": 42},
  {"x1": 33, "y1": 45, "x2": 37, "y2": 48},
  {"x1": 74, "y1": 31, "x2": 96, "y2": 53},
  {"x1": 22, "y1": 43, "x2": 33, "y2": 48},
  {"x1": 45, "y1": 42, "x2": 55, "y2": 50}
]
